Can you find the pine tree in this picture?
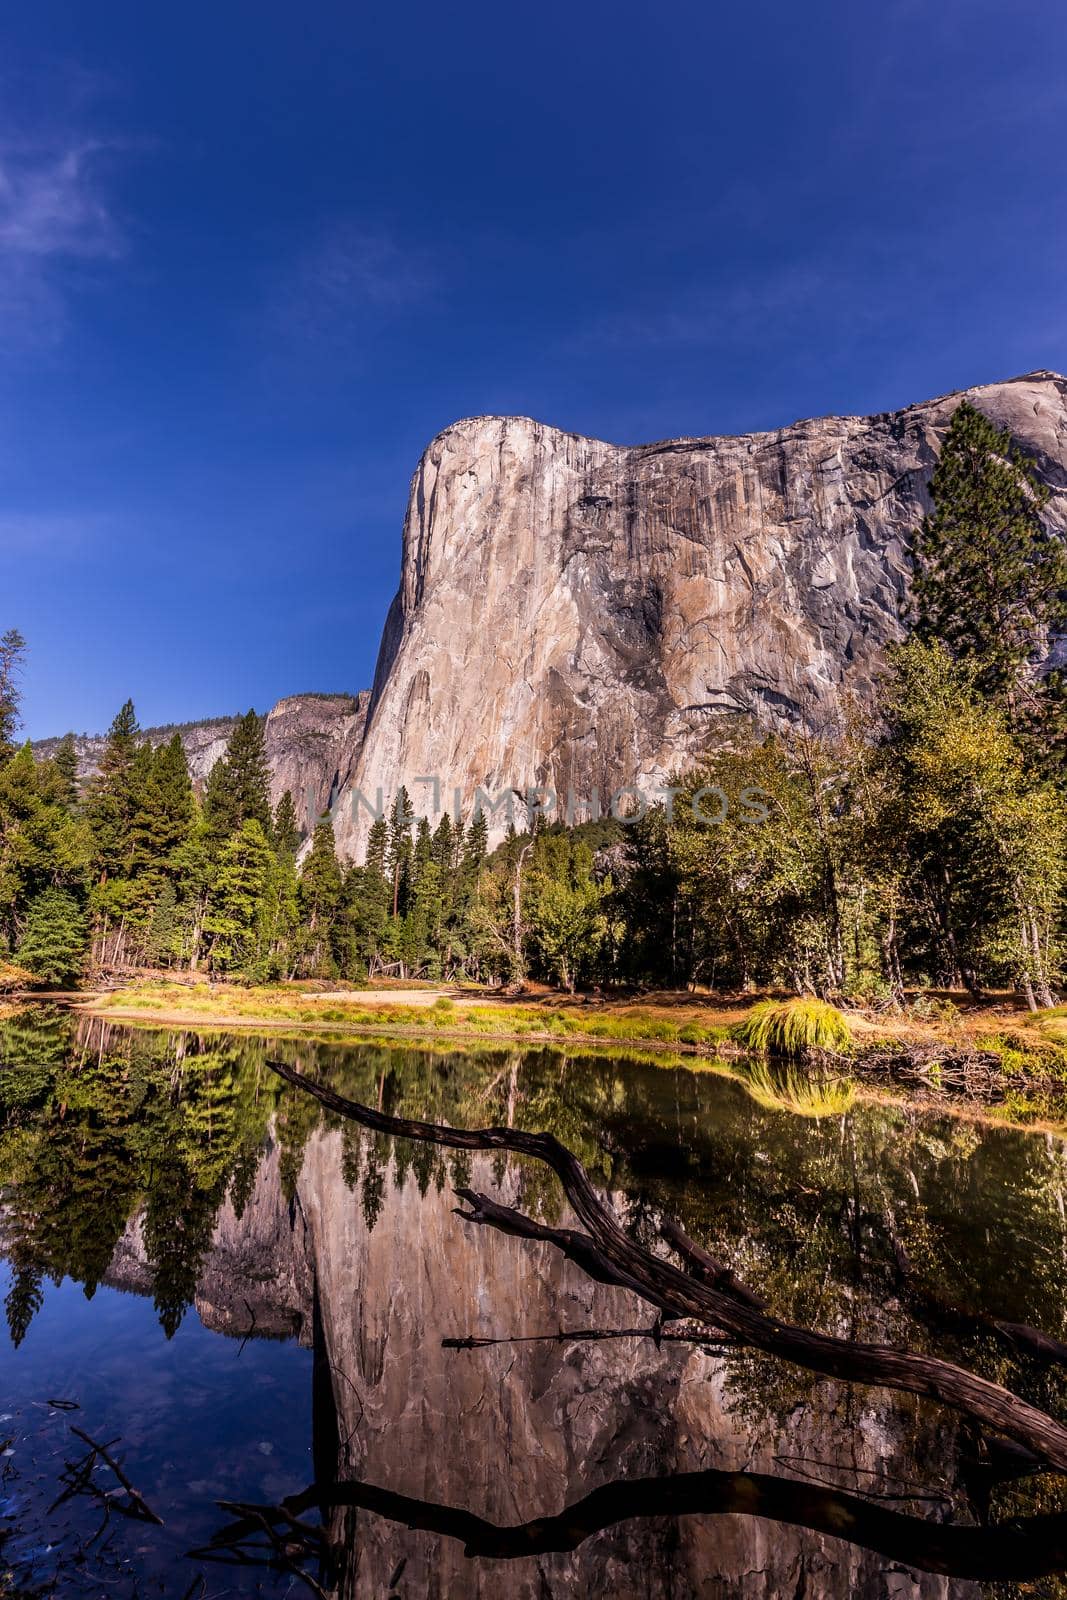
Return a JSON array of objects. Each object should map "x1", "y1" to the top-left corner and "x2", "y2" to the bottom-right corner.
[
  {"x1": 85, "y1": 700, "x2": 143, "y2": 881},
  {"x1": 914, "y1": 401, "x2": 1067, "y2": 719},
  {"x1": 298, "y1": 817, "x2": 343, "y2": 975},
  {"x1": 204, "y1": 711, "x2": 272, "y2": 838},
  {"x1": 344, "y1": 819, "x2": 391, "y2": 973},
  {"x1": 261, "y1": 848, "x2": 300, "y2": 979},
  {"x1": 5, "y1": 1262, "x2": 43, "y2": 1348},
  {"x1": 130, "y1": 735, "x2": 195, "y2": 889},
  {"x1": 144, "y1": 881, "x2": 182, "y2": 966},
  {"x1": 169, "y1": 821, "x2": 217, "y2": 971},
  {"x1": 17, "y1": 888, "x2": 88, "y2": 985},
  {"x1": 449, "y1": 810, "x2": 489, "y2": 973},
  {"x1": 386, "y1": 787, "x2": 414, "y2": 918},
  {"x1": 51, "y1": 734, "x2": 79, "y2": 809},
  {"x1": 0, "y1": 744, "x2": 91, "y2": 952},
  {"x1": 202, "y1": 757, "x2": 234, "y2": 842},
  {"x1": 274, "y1": 789, "x2": 302, "y2": 856},
  {"x1": 461, "y1": 809, "x2": 489, "y2": 877},
  {"x1": 431, "y1": 812, "x2": 455, "y2": 874},
  {"x1": 0, "y1": 628, "x2": 26, "y2": 758},
  {"x1": 203, "y1": 819, "x2": 274, "y2": 972},
  {"x1": 365, "y1": 815, "x2": 388, "y2": 875}
]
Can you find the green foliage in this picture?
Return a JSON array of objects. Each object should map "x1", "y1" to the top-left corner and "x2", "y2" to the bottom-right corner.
[
  {"x1": 16, "y1": 888, "x2": 88, "y2": 984},
  {"x1": 913, "y1": 399, "x2": 1067, "y2": 736},
  {"x1": 274, "y1": 788, "x2": 302, "y2": 855},
  {"x1": 298, "y1": 817, "x2": 343, "y2": 976},
  {"x1": 51, "y1": 732, "x2": 79, "y2": 808},
  {"x1": 0, "y1": 627, "x2": 26, "y2": 758},
  {"x1": 203, "y1": 819, "x2": 275, "y2": 971},
  {"x1": 881, "y1": 640, "x2": 1065, "y2": 1004},
  {"x1": 203, "y1": 709, "x2": 272, "y2": 839},
  {"x1": 84, "y1": 699, "x2": 143, "y2": 881},
  {"x1": 0, "y1": 741, "x2": 91, "y2": 954},
  {"x1": 733, "y1": 998, "x2": 852, "y2": 1057},
  {"x1": 524, "y1": 835, "x2": 612, "y2": 991}
]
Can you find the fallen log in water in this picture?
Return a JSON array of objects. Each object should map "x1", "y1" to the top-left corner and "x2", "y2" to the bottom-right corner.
[{"x1": 267, "y1": 1058, "x2": 1067, "y2": 1473}]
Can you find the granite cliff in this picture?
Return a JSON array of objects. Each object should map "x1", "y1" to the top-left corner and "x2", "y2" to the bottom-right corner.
[
  {"x1": 333, "y1": 370, "x2": 1067, "y2": 855},
  {"x1": 39, "y1": 373, "x2": 1067, "y2": 857}
]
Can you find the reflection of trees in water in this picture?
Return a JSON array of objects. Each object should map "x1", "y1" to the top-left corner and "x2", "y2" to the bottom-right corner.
[
  {"x1": 4, "y1": 1011, "x2": 1067, "y2": 1588},
  {"x1": 0, "y1": 1009, "x2": 286, "y2": 1342},
  {"x1": 268, "y1": 1055, "x2": 1067, "y2": 1594},
  {"x1": 2, "y1": 1010, "x2": 1067, "y2": 1408}
]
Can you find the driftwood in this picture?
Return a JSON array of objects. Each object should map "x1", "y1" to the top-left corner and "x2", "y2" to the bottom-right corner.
[
  {"x1": 48, "y1": 1426, "x2": 163, "y2": 1528},
  {"x1": 197, "y1": 1470, "x2": 1067, "y2": 1581},
  {"x1": 189, "y1": 1495, "x2": 330, "y2": 1597},
  {"x1": 268, "y1": 1058, "x2": 1067, "y2": 1472},
  {"x1": 659, "y1": 1217, "x2": 768, "y2": 1309}
]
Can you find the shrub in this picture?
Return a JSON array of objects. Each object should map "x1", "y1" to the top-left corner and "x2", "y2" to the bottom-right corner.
[
  {"x1": 0, "y1": 960, "x2": 33, "y2": 994},
  {"x1": 733, "y1": 997, "x2": 852, "y2": 1057}
]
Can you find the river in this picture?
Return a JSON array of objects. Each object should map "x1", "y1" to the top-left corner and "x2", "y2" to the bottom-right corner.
[{"x1": 1, "y1": 1008, "x2": 1066, "y2": 1597}]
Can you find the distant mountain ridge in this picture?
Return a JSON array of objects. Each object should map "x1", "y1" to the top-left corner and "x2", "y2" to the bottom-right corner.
[{"x1": 34, "y1": 691, "x2": 370, "y2": 831}]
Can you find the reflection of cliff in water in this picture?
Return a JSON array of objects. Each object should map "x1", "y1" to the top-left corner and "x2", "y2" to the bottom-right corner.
[
  {"x1": 5, "y1": 1014, "x2": 1067, "y2": 1596},
  {"x1": 295, "y1": 1132, "x2": 978, "y2": 1600}
]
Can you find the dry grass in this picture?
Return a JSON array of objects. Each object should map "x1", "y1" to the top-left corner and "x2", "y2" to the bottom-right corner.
[
  {"x1": 88, "y1": 980, "x2": 735, "y2": 1050},
  {"x1": 0, "y1": 960, "x2": 33, "y2": 994},
  {"x1": 732, "y1": 997, "x2": 852, "y2": 1057}
]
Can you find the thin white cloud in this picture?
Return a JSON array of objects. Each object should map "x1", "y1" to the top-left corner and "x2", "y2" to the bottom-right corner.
[
  {"x1": 0, "y1": 140, "x2": 120, "y2": 257},
  {"x1": 0, "y1": 135, "x2": 124, "y2": 347},
  {"x1": 270, "y1": 220, "x2": 438, "y2": 353},
  {"x1": 580, "y1": 264, "x2": 834, "y2": 352},
  {"x1": 0, "y1": 509, "x2": 112, "y2": 555}
]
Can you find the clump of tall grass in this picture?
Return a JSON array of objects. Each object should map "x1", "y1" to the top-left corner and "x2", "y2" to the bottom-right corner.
[{"x1": 732, "y1": 997, "x2": 852, "y2": 1057}]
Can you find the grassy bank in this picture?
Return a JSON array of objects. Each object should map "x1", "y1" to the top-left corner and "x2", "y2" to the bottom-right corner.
[
  {"x1": 73, "y1": 979, "x2": 1067, "y2": 1096},
  {"x1": 82, "y1": 979, "x2": 736, "y2": 1049}
]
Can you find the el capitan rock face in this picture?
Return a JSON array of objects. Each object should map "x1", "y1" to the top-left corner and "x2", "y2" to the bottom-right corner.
[
  {"x1": 38, "y1": 373, "x2": 1067, "y2": 857},
  {"x1": 334, "y1": 370, "x2": 1067, "y2": 855}
]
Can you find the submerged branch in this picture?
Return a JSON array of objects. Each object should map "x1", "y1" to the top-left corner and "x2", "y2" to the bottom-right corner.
[
  {"x1": 198, "y1": 1469, "x2": 1067, "y2": 1580},
  {"x1": 442, "y1": 1321, "x2": 739, "y2": 1351},
  {"x1": 267, "y1": 1059, "x2": 1067, "y2": 1472}
]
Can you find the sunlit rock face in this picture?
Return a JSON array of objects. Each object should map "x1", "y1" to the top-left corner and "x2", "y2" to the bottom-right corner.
[
  {"x1": 335, "y1": 371, "x2": 1067, "y2": 855},
  {"x1": 261, "y1": 691, "x2": 370, "y2": 818},
  {"x1": 293, "y1": 1132, "x2": 974, "y2": 1600}
]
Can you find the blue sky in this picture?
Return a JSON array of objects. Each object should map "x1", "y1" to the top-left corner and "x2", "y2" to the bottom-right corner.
[{"x1": 3, "y1": 0, "x2": 1066, "y2": 738}]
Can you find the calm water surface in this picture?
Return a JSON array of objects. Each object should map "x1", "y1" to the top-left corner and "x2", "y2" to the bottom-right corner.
[{"x1": 1, "y1": 1009, "x2": 1066, "y2": 1597}]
